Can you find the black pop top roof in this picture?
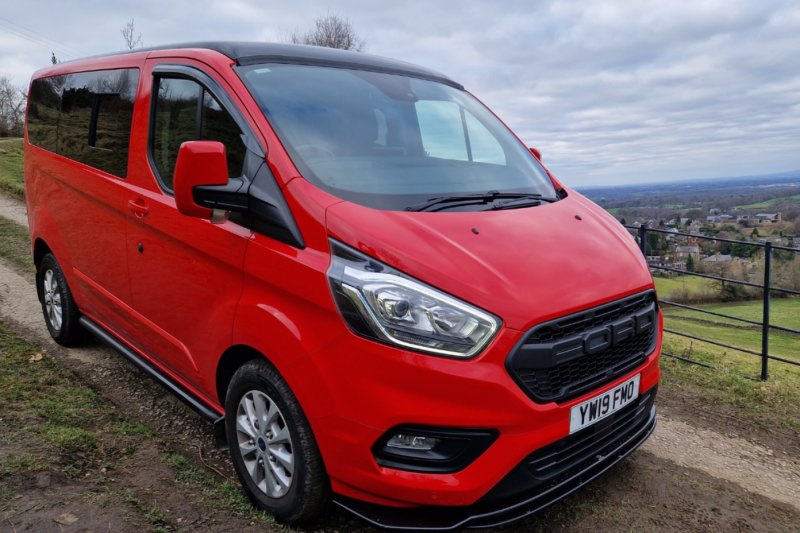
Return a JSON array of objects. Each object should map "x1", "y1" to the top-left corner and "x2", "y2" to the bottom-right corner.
[{"x1": 102, "y1": 41, "x2": 462, "y2": 89}]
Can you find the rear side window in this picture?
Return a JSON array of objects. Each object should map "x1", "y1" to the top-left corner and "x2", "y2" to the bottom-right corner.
[
  {"x1": 27, "y1": 69, "x2": 139, "y2": 178},
  {"x1": 151, "y1": 77, "x2": 245, "y2": 191},
  {"x1": 27, "y1": 77, "x2": 62, "y2": 152}
]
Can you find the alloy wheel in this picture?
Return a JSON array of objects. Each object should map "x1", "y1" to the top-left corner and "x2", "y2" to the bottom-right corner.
[
  {"x1": 42, "y1": 268, "x2": 63, "y2": 331},
  {"x1": 236, "y1": 390, "x2": 295, "y2": 498}
]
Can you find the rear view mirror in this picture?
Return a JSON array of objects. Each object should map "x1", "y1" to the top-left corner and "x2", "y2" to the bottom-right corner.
[
  {"x1": 529, "y1": 147, "x2": 542, "y2": 161},
  {"x1": 173, "y1": 141, "x2": 247, "y2": 219}
]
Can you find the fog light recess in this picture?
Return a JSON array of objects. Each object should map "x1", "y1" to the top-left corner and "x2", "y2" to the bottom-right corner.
[{"x1": 373, "y1": 425, "x2": 498, "y2": 473}]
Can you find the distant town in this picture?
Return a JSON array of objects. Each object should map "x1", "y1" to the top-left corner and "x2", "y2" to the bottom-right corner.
[
  {"x1": 624, "y1": 210, "x2": 792, "y2": 276},
  {"x1": 580, "y1": 173, "x2": 800, "y2": 301}
]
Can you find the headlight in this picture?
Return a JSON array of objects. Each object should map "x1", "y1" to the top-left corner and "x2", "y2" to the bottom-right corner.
[{"x1": 327, "y1": 240, "x2": 500, "y2": 358}]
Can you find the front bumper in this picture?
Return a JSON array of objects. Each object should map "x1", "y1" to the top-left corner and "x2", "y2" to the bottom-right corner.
[
  {"x1": 335, "y1": 388, "x2": 657, "y2": 530},
  {"x1": 306, "y1": 310, "x2": 662, "y2": 511}
]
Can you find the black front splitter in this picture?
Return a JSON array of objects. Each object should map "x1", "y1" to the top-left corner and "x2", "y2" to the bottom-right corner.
[{"x1": 333, "y1": 407, "x2": 657, "y2": 531}]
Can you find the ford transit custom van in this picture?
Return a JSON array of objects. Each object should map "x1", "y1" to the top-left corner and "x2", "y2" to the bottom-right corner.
[{"x1": 24, "y1": 42, "x2": 661, "y2": 529}]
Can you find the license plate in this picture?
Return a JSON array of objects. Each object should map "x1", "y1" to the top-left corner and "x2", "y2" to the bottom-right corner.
[{"x1": 569, "y1": 374, "x2": 640, "y2": 434}]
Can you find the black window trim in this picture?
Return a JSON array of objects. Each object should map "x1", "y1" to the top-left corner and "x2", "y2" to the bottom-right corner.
[{"x1": 147, "y1": 63, "x2": 265, "y2": 195}]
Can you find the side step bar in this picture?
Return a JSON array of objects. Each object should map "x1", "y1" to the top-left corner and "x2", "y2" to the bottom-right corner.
[{"x1": 78, "y1": 316, "x2": 228, "y2": 447}]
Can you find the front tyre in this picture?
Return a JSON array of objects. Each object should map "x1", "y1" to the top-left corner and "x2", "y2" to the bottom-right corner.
[
  {"x1": 37, "y1": 253, "x2": 86, "y2": 346},
  {"x1": 225, "y1": 359, "x2": 329, "y2": 525}
]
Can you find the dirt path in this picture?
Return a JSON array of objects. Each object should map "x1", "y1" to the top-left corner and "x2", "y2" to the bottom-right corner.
[
  {"x1": 0, "y1": 193, "x2": 26, "y2": 227},
  {"x1": 1, "y1": 195, "x2": 799, "y2": 530},
  {"x1": 643, "y1": 415, "x2": 799, "y2": 510}
]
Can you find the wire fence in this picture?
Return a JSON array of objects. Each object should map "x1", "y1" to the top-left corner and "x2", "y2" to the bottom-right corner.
[{"x1": 625, "y1": 224, "x2": 800, "y2": 380}]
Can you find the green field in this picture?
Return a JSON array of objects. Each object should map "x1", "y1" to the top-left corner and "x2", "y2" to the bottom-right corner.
[
  {"x1": 654, "y1": 275, "x2": 716, "y2": 301},
  {"x1": 659, "y1": 297, "x2": 800, "y2": 435},
  {"x1": 665, "y1": 298, "x2": 800, "y2": 330},
  {"x1": 735, "y1": 194, "x2": 800, "y2": 209},
  {"x1": 662, "y1": 297, "x2": 800, "y2": 387},
  {"x1": 0, "y1": 138, "x2": 24, "y2": 199}
]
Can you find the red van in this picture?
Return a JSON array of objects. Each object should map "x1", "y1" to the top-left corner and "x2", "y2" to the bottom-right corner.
[{"x1": 24, "y1": 42, "x2": 661, "y2": 529}]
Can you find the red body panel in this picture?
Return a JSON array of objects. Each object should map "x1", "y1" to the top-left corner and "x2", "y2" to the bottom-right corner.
[
  {"x1": 326, "y1": 189, "x2": 652, "y2": 331},
  {"x1": 24, "y1": 46, "x2": 661, "y2": 511}
]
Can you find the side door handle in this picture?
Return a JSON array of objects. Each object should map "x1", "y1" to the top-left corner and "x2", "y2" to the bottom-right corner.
[{"x1": 127, "y1": 198, "x2": 150, "y2": 219}]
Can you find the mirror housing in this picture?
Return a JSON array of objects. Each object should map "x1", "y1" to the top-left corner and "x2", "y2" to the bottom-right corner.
[
  {"x1": 529, "y1": 147, "x2": 542, "y2": 161},
  {"x1": 174, "y1": 141, "x2": 246, "y2": 219}
]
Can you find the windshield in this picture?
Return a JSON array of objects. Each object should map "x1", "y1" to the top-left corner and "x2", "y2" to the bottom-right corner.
[{"x1": 239, "y1": 64, "x2": 557, "y2": 211}]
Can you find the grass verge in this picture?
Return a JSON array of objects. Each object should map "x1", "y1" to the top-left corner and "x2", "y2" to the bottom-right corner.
[
  {"x1": 0, "y1": 321, "x2": 150, "y2": 482},
  {"x1": 0, "y1": 138, "x2": 24, "y2": 199},
  {"x1": 0, "y1": 315, "x2": 279, "y2": 529},
  {"x1": 658, "y1": 295, "x2": 799, "y2": 437},
  {"x1": 0, "y1": 214, "x2": 32, "y2": 273},
  {"x1": 660, "y1": 333, "x2": 800, "y2": 436},
  {"x1": 164, "y1": 453, "x2": 278, "y2": 526}
]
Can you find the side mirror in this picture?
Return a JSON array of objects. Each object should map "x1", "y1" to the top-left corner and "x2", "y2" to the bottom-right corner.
[
  {"x1": 173, "y1": 141, "x2": 247, "y2": 219},
  {"x1": 529, "y1": 147, "x2": 542, "y2": 161}
]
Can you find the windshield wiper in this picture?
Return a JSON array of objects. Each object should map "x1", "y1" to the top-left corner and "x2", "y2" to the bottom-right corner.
[
  {"x1": 405, "y1": 191, "x2": 555, "y2": 212},
  {"x1": 484, "y1": 196, "x2": 557, "y2": 211}
]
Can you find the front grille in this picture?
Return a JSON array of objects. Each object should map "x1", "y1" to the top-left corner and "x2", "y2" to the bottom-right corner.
[
  {"x1": 526, "y1": 388, "x2": 656, "y2": 486},
  {"x1": 507, "y1": 291, "x2": 657, "y2": 403}
]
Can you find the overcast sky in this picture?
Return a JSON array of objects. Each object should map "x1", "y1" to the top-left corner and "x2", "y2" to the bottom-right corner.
[{"x1": 1, "y1": 0, "x2": 799, "y2": 187}]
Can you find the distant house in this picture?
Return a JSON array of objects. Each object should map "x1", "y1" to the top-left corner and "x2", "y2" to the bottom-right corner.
[
  {"x1": 755, "y1": 213, "x2": 781, "y2": 224},
  {"x1": 706, "y1": 215, "x2": 720, "y2": 224},
  {"x1": 702, "y1": 254, "x2": 733, "y2": 263},
  {"x1": 646, "y1": 255, "x2": 668, "y2": 275},
  {"x1": 646, "y1": 256, "x2": 686, "y2": 275},
  {"x1": 675, "y1": 245, "x2": 700, "y2": 258},
  {"x1": 688, "y1": 223, "x2": 702, "y2": 234}
]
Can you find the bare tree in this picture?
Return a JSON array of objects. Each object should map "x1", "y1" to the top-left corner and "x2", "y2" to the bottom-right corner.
[
  {"x1": 121, "y1": 18, "x2": 143, "y2": 50},
  {"x1": 0, "y1": 77, "x2": 26, "y2": 137},
  {"x1": 289, "y1": 13, "x2": 365, "y2": 51}
]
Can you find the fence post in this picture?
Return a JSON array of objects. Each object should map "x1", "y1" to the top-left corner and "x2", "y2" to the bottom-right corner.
[
  {"x1": 761, "y1": 242, "x2": 772, "y2": 381},
  {"x1": 638, "y1": 223, "x2": 648, "y2": 257}
]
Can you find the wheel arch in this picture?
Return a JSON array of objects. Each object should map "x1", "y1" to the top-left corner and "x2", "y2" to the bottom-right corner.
[
  {"x1": 213, "y1": 337, "x2": 337, "y2": 439},
  {"x1": 28, "y1": 205, "x2": 72, "y2": 276},
  {"x1": 33, "y1": 237, "x2": 52, "y2": 270},
  {"x1": 215, "y1": 344, "x2": 265, "y2": 406}
]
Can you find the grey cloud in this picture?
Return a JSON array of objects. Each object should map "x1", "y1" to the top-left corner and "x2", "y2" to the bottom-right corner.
[{"x1": 1, "y1": 0, "x2": 798, "y2": 186}]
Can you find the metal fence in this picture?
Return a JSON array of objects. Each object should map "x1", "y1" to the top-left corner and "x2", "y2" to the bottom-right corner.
[{"x1": 625, "y1": 224, "x2": 800, "y2": 380}]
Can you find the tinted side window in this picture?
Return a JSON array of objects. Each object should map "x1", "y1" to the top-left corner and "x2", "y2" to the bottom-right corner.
[
  {"x1": 201, "y1": 90, "x2": 245, "y2": 179},
  {"x1": 151, "y1": 77, "x2": 245, "y2": 191},
  {"x1": 152, "y1": 78, "x2": 200, "y2": 189},
  {"x1": 27, "y1": 69, "x2": 139, "y2": 178},
  {"x1": 28, "y1": 77, "x2": 63, "y2": 152}
]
